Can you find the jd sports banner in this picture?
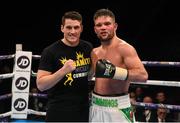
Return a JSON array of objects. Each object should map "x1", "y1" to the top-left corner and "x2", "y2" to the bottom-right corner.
[{"x1": 11, "y1": 51, "x2": 32, "y2": 119}]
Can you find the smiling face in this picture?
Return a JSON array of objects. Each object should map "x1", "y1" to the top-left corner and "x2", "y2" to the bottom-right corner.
[{"x1": 61, "y1": 19, "x2": 83, "y2": 47}]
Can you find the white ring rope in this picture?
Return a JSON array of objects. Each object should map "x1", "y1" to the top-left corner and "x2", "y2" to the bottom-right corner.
[
  {"x1": 90, "y1": 77, "x2": 180, "y2": 87},
  {"x1": 0, "y1": 54, "x2": 40, "y2": 60},
  {"x1": 0, "y1": 73, "x2": 180, "y2": 88},
  {"x1": 0, "y1": 54, "x2": 15, "y2": 60},
  {"x1": 131, "y1": 80, "x2": 180, "y2": 87},
  {"x1": 0, "y1": 73, "x2": 14, "y2": 79},
  {"x1": 0, "y1": 71, "x2": 36, "y2": 79},
  {"x1": 25, "y1": 71, "x2": 180, "y2": 87},
  {"x1": 32, "y1": 55, "x2": 41, "y2": 59},
  {"x1": 0, "y1": 109, "x2": 46, "y2": 118},
  {"x1": 31, "y1": 71, "x2": 37, "y2": 77},
  {"x1": 1, "y1": 71, "x2": 179, "y2": 87},
  {"x1": 0, "y1": 111, "x2": 12, "y2": 118},
  {"x1": 0, "y1": 71, "x2": 35, "y2": 79},
  {"x1": 28, "y1": 109, "x2": 46, "y2": 116},
  {"x1": 30, "y1": 71, "x2": 180, "y2": 87}
]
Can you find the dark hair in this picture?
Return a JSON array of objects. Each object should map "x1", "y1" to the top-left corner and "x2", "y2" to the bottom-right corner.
[
  {"x1": 61, "y1": 11, "x2": 82, "y2": 25},
  {"x1": 93, "y1": 9, "x2": 115, "y2": 22}
]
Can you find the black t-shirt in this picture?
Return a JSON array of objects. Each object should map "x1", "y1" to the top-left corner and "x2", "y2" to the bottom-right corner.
[{"x1": 38, "y1": 40, "x2": 93, "y2": 110}]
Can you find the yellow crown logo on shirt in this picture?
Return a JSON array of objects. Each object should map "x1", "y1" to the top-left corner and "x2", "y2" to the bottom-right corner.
[
  {"x1": 76, "y1": 52, "x2": 84, "y2": 60},
  {"x1": 60, "y1": 57, "x2": 67, "y2": 65},
  {"x1": 59, "y1": 57, "x2": 73, "y2": 86}
]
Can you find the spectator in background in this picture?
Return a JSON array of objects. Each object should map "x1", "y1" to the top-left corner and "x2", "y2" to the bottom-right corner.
[
  {"x1": 129, "y1": 91, "x2": 136, "y2": 104},
  {"x1": 154, "y1": 104, "x2": 172, "y2": 122},
  {"x1": 135, "y1": 96, "x2": 157, "y2": 122},
  {"x1": 135, "y1": 87, "x2": 144, "y2": 102},
  {"x1": 155, "y1": 91, "x2": 168, "y2": 104},
  {"x1": 155, "y1": 90, "x2": 176, "y2": 121},
  {"x1": 129, "y1": 91, "x2": 137, "y2": 121}
]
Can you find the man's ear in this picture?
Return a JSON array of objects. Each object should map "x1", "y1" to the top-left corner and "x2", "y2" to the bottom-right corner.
[
  {"x1": 61, "y1": 25, "x2": 64, "y2": 33},
  {"x1": 94, "y1": 26, "x2": 97, "y2": 34},
  {"x1": 81, "y1": 25, "x2": 83, "y2": 33},
  {"x1": 114, "y1": 23, "x2": 118, "y2": 30}
]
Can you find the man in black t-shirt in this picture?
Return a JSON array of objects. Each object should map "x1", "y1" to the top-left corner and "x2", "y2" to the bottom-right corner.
[{"x1": 36, "y1": 11, "x2": 93, "y2": 122}]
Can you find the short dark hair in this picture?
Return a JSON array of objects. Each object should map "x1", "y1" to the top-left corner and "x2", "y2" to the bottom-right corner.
[
  {"x1": 61, "y1": 11, "x2": 82, "y2": 25},
  {"x1": 93, "y1": 9, "x2": 115, "y2": 22}
]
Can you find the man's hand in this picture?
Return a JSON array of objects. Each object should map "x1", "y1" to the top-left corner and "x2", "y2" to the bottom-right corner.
[
  {"x1": 95, "y1": 59, "x2": 128, "y2": 80},
  {"x1": 62, "y1": 59, "x2": 76, "y2": 74}
]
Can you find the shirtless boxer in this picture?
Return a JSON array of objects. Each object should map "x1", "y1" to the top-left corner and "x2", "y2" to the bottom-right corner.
[{"x1": 89, "y1": 9, "x2": 148, "y2": 122}]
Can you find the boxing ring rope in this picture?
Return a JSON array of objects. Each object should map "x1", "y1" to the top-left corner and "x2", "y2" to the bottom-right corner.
[
  {"x1": 0, "y1": 73, "x2": 14, "y2": 79},
  {"x1": 132, "y1": 102, "x2": 180, "y2": 111},
  {"x1": 31, "y1": 71, "x2": 37, "y2": 77},
  {"x1": 131, "y1": 80, "x2": 180, "y2": 87},
  {"x1": 0, "y1": 44, "x2": 180, "y2": 121},
  {"x1": 0, "y1": 111, "x2": 12, "y2": 119},
  {"x1": 142, "y1": 61, "x2": 180, "y2": 67},
  {"x1": 1, "y1": 92, "x2": 180, "y2": 111},
  {"x1": 0, "y1": 92, "x2": 47, "y2": 118},
  {"x1": 0, "y1": 109, "x2": 46, "y2": 118},
  {"x1": 0, "y1": 92, "x2": 180, "y2": 118},
  {"x1": 2, "y1": 53, "x2": 180, "y2": 67},
  {"x1": 0, "y1": 93, "x2": 47, "y2": 100},
  {"x1": 0, "y1": 54, "x2": 41, "y2": 61},
  {"x1": 3, "y1": 69, "x2": 179, "y2": 87},
  {"x1": 0, "y1": 54, "x2": 15, "y2": 60},
  {"x1": 0, "y1": 93, "x2": 12, "y2": 100}
]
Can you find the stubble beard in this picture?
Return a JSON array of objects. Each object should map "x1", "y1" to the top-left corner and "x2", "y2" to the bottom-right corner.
[{"x1": 99, "y1": 35, "x2": 113, "y2": 43}]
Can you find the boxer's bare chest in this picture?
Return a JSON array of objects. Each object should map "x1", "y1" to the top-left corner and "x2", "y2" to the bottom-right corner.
[{"x1": 97, "y1": 48, "x2": 124, "y2": 67}]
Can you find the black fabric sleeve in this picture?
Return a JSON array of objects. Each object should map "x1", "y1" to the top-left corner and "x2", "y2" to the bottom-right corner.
[{"x1": 38, "y1": 48, "x2": 54, "y2": 72}]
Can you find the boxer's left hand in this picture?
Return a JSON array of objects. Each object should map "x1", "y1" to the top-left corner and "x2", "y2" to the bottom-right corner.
[{"x1": 95, "y1": 59, "x2": 128, "y2": 80}]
